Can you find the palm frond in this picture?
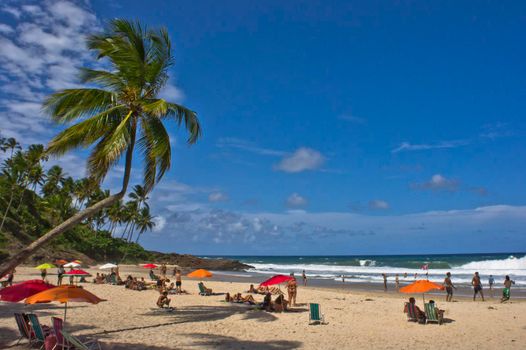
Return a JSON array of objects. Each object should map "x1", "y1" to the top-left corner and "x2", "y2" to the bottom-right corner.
[
  {"x1": 43, "y1": 89, "x2": 117, "y2": 123},
  {"x1": 165, "y1": 102, "x2": 201, "y2": 144}
]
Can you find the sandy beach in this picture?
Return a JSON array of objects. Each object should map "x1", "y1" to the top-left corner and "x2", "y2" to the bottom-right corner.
[{"x1": 1, "y1": 265, "x2": 525, "y2": 350}]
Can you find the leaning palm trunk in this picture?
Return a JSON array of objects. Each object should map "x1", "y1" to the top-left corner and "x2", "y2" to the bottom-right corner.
[
  {"x1": 0, "y1": 140, "x2": 135, "y2": 277},
  {"x1": 0, "y1": 188, "x2": 16, "y2": 232}
]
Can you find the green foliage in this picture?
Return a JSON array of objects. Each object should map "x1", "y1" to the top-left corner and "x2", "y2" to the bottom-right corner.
[{"x1": 0, "y1": 136, "x2": 157, "y2": 263}]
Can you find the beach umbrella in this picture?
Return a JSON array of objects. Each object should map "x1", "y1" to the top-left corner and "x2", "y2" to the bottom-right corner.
[
  {"x1": 65, "y1": 269, "x2": 90, "y2": 276},
  {"x1": 35, "y1": 263, "x2": 55, "y2": 270},
  {"x1": 0, "y1": 280, "x2": 55, "y2": 302},
  {"x1": 63, "y1": 262, "x2": 81, "y2": 268},
  {"x1": 55, "y1": 259, "x2": 68, "y2": 265},
  {"x1": 25, "y1": 285, "x2": 105, "y2": 322},
  {"x1": 142, "y1": 263, "x2": 158, "y2": 269},
  {"x1": 99, "y1": 263, "x2": 118, "y2": 270},
  {"x1": 259, "y1": 275, "x2": 293, "y2": 287},
  {"x1": 187, "y1": 269, "x2": 213, "y2": 278},
  {"x1": 400, "y1": 279, "x2": 445, "y2": 303}
]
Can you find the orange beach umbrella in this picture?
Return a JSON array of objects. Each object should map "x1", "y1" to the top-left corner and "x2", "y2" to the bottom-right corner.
[
  {"x1": 26, "y1": 285, "x2": 105, "y2": 322},
  {"x1": 400, "y1": 279, "x2": 444, "y2": 303},
  {"x1": 187, "y1": 269, "x2": 213, "y2": 278}
]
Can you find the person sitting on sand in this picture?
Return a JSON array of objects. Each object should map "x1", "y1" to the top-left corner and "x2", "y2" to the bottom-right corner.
[
  {"x1": 157, "y1": 291, "x2": 171, "y2": 308},
  {"x1": 167, "y1": 282, "x2": 176, "y2": 294},
  {"x1": 225, "y1": 293, "x2": 233, "y2": 302},
  {"x1": 248, "y1": 284, "x2": 257, "y2": 293},
  {"x1": 273, "y1": 294, "x2": 288, "y2": 312},
  {"x1": 501, "y1": 275, "x2": 515, "y2": 302},
  {"x1": 149, "y1": 269, "x2": 158, "y2": 281},
  {"x1": 262, "y1": 292, "x2": 272, "y2": 311},
  {"x1": 201, "y1": 282, "x2": 213, "y2": 294},
  {"x1": 404, "y1": 297, "x2": 425, "y2": 322},
  {"x1": 287, "y1": 274, "x2": 297, "y2": 307},
  {"x1": 428, "y1": 300, "x2": 444, "y2": 319}
]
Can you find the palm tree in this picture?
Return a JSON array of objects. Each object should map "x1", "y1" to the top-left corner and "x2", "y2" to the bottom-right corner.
[
  {"x1": 42, "y1": 166, "x2": 67, "y2": 197},
  {"x1": 0, "y1": 19, "x2": 201, "y2": 277},
  {"x1": 0, "y1": 151, "x2": 27, "y2": 232},
  {"x1": 134, "y1": 207, "x2": 155, "y2": 243}
]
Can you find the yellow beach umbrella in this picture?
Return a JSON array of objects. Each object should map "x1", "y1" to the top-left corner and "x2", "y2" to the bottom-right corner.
[{"x1": 35, "y1": 263, "x2": 56, "y2": 270}]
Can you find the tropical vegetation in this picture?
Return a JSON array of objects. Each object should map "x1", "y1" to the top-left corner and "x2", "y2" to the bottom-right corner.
[{"x1": 0, "y1": 19, "x2": 200, "y2": 276}]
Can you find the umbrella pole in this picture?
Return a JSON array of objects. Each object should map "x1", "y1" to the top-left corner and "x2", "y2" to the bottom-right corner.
[{"x1": 64, "y1": 302, "x2": 67, "y2": 323}]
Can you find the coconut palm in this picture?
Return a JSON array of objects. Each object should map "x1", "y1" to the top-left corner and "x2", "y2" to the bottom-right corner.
[
  {"x1": 0, "y1": 151, "x2": 27, "y2": 231},
  {"x1": 134, "y1": 207, "x2": 155, "y2": 243},
  {"x1": 0, "y1": 19, "x2": 201, "y2": 277}
]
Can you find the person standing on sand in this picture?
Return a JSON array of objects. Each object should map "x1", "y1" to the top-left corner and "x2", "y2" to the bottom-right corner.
[
  {"x1": 488, "y1": 275, "x2": 495, "y2": 296},
  {"x1": 414, "y1": 273, "x2": 418, "y2": 280},
  {"x1": 287, "y1": 273, "x2": 297, "y2": 307},
  {"x1": 302, "y1": 270, "x2": 307, "y2": 286},
  {"x1": 6, "y1": 269, "x2": 15, "y2": 286},
  {"x1": 160, "y1": 263, "x2": 167, "y2": 277},
  {"x1": 175, "y1": 269, "x2": 182, "y2": 293},
  {"x1": 501, "y1": 275, "x2": 515, "y2": 302},
  {"x1": 395, "y1": 274, "x2": 400, "y2": 291},
  {"x1": 382, "y1": 273, "x2": 387, "y2": 291},
  {"x1": 41, "y1": 268, "x2": 47, "y2": 281},
  {"x1": 443, "y1": 272, "x2": 456, "y2": 302},
  {"x1": 57, "y1": 265, "x2": 65, "y2": 286},
  {"x1": 472, "y1": 272, "x2": 485, "y2": 301}
]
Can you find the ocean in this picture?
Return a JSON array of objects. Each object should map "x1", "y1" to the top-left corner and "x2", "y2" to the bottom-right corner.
[{"x1": 205, "y1": 253, "x2": 526, "y2": 286}]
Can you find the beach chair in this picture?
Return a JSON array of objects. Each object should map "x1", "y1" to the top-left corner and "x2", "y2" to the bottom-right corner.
[
  {"x1": 13, "y1": 313, "x2": 31, "y2": 345},
  {"x1": 424, "y1": 303, "x2": 443, "y2": 325},
  {"x1": 309, "y1": 303, "x2": 326, "y2": 325},
  {"x1": 198, "y1": 282, "x2": 212, "y2": 296},
  {"x1": 27, "y1": 313, "x2": 50, "y2": 349},
  {"x1": 61, "y1": 330, "x2": 102, "y2": 350},
  {"x1": 51, "y1": 317, "x2": 74, "y2": 350}
]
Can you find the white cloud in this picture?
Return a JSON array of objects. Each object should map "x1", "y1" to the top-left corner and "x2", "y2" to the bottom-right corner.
[
  {"x1": 275, "y1": 147, "x2": 325, "y2": 173},
  {"x1": 0, "y1": 23, "x2": 14, "y2": 34},
  {"x1": 391, "y1": 140, "x2": 468, "y2": 153},
  {"x1": 0, "y1": 0, "x2": 99, "y2": 144},
  {"x1": 412, "y1": 174, "x2": 459, "y2": 192},
  {"x1": 152, "y1": 216, "x2": 166, "y2": 232},
  {"x1": 159, "y1": 82, "x2": 185, "y2": 103},
  {"x1": 208, "y1": 191, "x2": 229, "y2": 202},
  {"x1": 286, "y1": 193, "x2": 307, "y2": 208},
  {"x1": 369, "y1": 200, "x2": 390, "y2": 210},
  {"x1": 216, "y1": 138, "x2": 286, "y2": 157}
]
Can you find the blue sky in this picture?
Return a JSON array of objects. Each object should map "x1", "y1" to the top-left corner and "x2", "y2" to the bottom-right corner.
[{"x1": 0, "y1": 0, "x2": 525, "y2": 255}]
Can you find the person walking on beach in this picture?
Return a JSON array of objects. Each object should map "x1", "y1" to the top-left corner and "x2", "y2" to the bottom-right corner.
[
  {"x1": 443, "y1": 272, "x2": 456, "y2": 302},
  {"x1": 57, "y1": 265, "x2": 65, "y2": 286},
  {"x1": 472, "y1": 272, "x2": 485, "y2": 301},
  {"x1": 488, "y1": 275, "x2": 495, "y2": 297},
  {"x1": 382, "y1": 273, "x2": 387, "y2": 291},
  {"x1": 175, "y1": 269, "x2": 182, "y2": 293},
  {"x1": 287, "y1": 273, "x2": 297, "y2": 307},
  {"x1": 302, "y1": 270, "x2": 307, "y2": 286},
  {"x1": 6, "y1": 269, "x2": 15, "y2": 286},
  {"x1": 41, "y1": 268, "x2": 47, "y2": 281},
  {"x1": 160, "y1": 263, "x2": 167, "y2": 277},
  {"x1": 501, "y1": 275, "x2": 515, "y2": 303},
  {"x1": 395, "y1": 274, "x2": 400, "y2": 291}
]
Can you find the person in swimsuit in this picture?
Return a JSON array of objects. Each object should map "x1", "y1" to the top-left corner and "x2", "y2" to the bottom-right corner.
[
  {"x1": 472, "y1": 272, "x2": 485, "y2": 301},
  {"x1": 443, "y1": 272, "x2": 456, "y2": 302},
  {"x1": 157, "y1": 291, "x2": 171, "y2": 308},
  {"x1": 488, "y1": 275, "x2": 495, "y2": 297},
  {"x1": 501, "y1": 275, "x2": 515, "y2": 302},
  {"x1": 175, "y1": 270, "x2": 182, "y2": 294},
  {"x1": 395, "y1": 274, "x2": 399, "y2": 291},
  {"x1": 382, "y1": 273, "x2": 387, "y2": 291},
  {"x1": 41, "y1": 268, "x2": 47, "y2": 281},
  {"x1": 57, "y1": 265, "x2": 65, "y2": 286},
  {"x1": 302, "y1": 270, "x2": 307, "y2": 286},
  {"x1": 287, "y1": 274, "x2": 297, "y2": 307},
  {"x1": 160, "y1": 263, "x2": 167, "y2": 277}
]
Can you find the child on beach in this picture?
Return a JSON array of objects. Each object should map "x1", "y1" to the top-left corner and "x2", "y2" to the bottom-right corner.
[{"x1": 175, "y1": 270, "x2": 182, "y2": 293}]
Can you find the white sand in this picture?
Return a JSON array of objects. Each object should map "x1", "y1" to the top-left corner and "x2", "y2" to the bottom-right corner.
[{"x1": 1, "y1": 266, "x2": 524, "y2": 349}]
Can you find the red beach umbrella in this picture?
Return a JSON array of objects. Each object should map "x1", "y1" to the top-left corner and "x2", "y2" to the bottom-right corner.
[
  {"x1": 0, "y1": 279, "x2": 55, "y2": 302},
  {"x1": 142, "y1": 263, "x2": 158, "y2": 269},
  {"x1": 65, "y1": 269, "x2": 90, "y2": 276},
  {"x1": 260, "y1": 275, "x2": 294, "y2": 287}
]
